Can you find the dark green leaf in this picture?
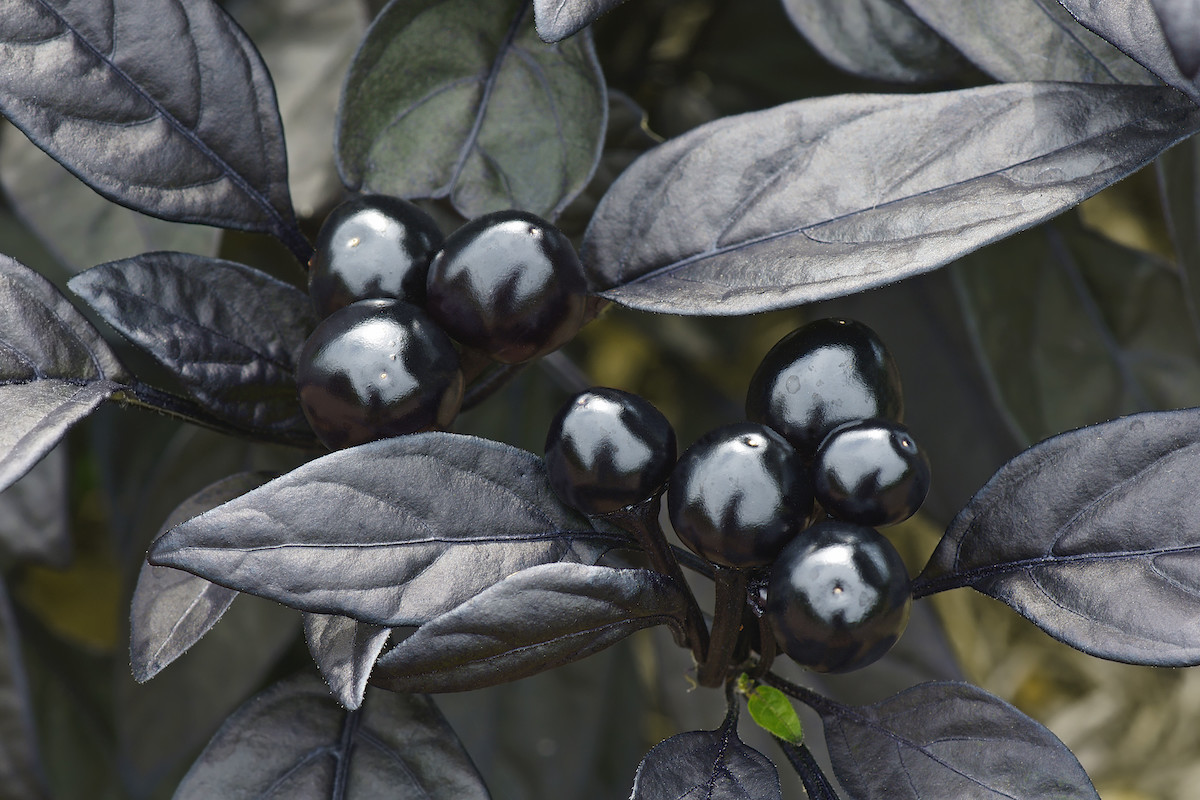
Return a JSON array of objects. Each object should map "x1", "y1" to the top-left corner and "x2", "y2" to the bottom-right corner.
[
  {"x1": 0, "y1": 132, "x2": 221, "y2": 274},
  {"x1": 304, "y1": 613, "x2": 389, "y2": 710},
  {"x1": 629, "y1": 713, "x2": 781, "y2": 800},
  {"x1": 0, "y1": 0, "x2": 307, "y2": 257},
  {"x1": 371, "y1": 563, "x2": 685, "y2": 693},
  {"x1": 916, "y1": 407, "x2": 1200, "y2": 665},
  {"x1": 173, "y1": 675, "x2": 491, "y2": 799},
  {"x1": 781, "y1": 0, "x2": 964, "y2": 83},
  {"x1": 0, "y1": 574, "x2": 49, "y2": 800},
  {"x1": 532, "y1": 0, "x2": 628, "y2": 42},
  {"x1": 337, "y1": 0, "x2": 606, "y2": 220},
  {"x1": 1057, "y1": 0, "x2": 1200, "y2": 101},
  {"x1": 582, "y1": 83, "x2": 1200, "y2": 315},
  {"x1": 148, "y1": 433, "x2": 631, "y2": 626},
  {"x1": 69, "y1": 253, "x2": 318, "y2": 441},
  {"x1": 904, "y1": 0, "x2": 1152, "y2": 83},
  {"x1": 130, "y1": 472, "x2": 275, "y2": 683},
  {"x1": 817, "y1": 682, "x2": 1098, "y2": 799},
  {"x1": 0, "y1": 445, "x2": 68, "y2": 566},
  {"x1": 952, "y1": 219, "x2": 1200, "y2": 445}
]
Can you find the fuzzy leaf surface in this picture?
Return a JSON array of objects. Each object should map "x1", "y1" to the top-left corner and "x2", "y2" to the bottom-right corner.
[
  {"x1": 0, "y1": 0, "x2": 303, "y2": 249},
  {"x1": 916, "y1": 407, "x2": 1200, "y2": 665},
  {"x1": 904, "y1": 0, "x2": 1152, "y2": 83},
  {"x1": 781, "y1": 0, "x2": 963, "y2": 83},
  {"x1": 149, "y1": 433, "x2": 629, "y2": 626},
  {"x1": 629, "y1": 717, "x2": 781, "y2": 800},
  {"x1": 173, "y1": 675, "x2": 490, "y2": 799},
  {"x1": 0, "y1": 253, "x2": 125, "y2": 492},
  {"x1": 818, "y1": 682, "x2": 1098, "y2": 799},
  {"x1": 371, "y1": 563, "x2": 684, "y2": 693},
  {"x1": 69, "y1": 253, "x2": 318, "y2": 443},
  {"x1": 1057, "y1": 0, "x2": 1200, "y2": 100},
  {"x1": 582, "y1": 82, "x2": 1200, "y2": 315},
  {"x1": 304, "y1": 614, "x2": 389, "y2": 711},
  {"x1": 131, "y1": 472, "x2": 274, "y2": 683},
  {"x1": 337, "y1": 0, "x2": 606, "y2": 219},
  {"x1": 532, "y1": 0, "x2": 628, "y2": 42}
]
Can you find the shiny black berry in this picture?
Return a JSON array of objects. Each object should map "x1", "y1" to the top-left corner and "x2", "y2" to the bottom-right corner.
[
  {"x1": 425, "y1": 210, "x2": 587, "y2": 364},
  {"x1": 309, "y1": 195, "x2": 443, "y2": 318},
  {"x1": 746, "y1": 318, "x2": 903, "y2": 459},
  {"x1": 814, "y1": 419, "x2": 930, "y2": 527},
  {"x1": 297, "y1": 299, "x2": 463, "y2": 450},
  {"x1": 667, "y1": 422, "x2": 813, "y2": 568},
  {"x1": 766, "y1": 520, "x2": 911, "y2": 673},
  {"x1": 544, "y1": 388, "x2": 677, "y2": 515}
]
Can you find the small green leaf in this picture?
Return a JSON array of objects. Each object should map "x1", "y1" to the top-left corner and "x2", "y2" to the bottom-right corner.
[{"x1": 745, "y1": 682, "x2": 803, "y2": 744}]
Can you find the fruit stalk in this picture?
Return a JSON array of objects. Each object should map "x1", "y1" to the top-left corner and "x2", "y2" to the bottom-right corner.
[
  {"x1": 775, "y1": 740, "x2": 842, "y2": 800},
  {"x1": 697, "y1": 567, "x2": 749, "y2": 688}
]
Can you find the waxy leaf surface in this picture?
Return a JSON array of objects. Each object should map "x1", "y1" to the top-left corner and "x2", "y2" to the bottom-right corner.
[
  {"x1": 533, "y1": 0, "x2": 628, "y2": 42},
  {"x1": 371, "y1": 563, "x2": 685, "y2": 693},
  {"x1": 304, "y1": 614, "x2": 389, "y2": 711},
  {"x1": 149, "y1": 433, "x2": 630, "y2": 626},
  {"x1": 0, "y1": 446, "x2": 68, "y2": 566},
  {"x1": 583, "y1": 82, "x2": 1200, "y2": 315},
  {"x1": 818, "y1": 682, "x2": 1098, "y2": 799},
  {"x1": 0, "y1": 0, "x2": 306, "y2": 256},
  {"x1": 69, "y1": 253, "x2": 319, "y2": 444},
  {"x1": 338, "y1": 0, "x2": 606, "y2": 219},
  {"x1": 917, "y1": 407, "x2": 1200, "y2": 665},
  {"x1": 1057, "y1": 0, "x2": 1200, "y2": 101},
  {"x1": 629, "y1": 715, "x2": 781, "y2": 800},
  {"x1": 131, "y1": 472, "x2": 274, "y2": 683},
  {"x1": 0, "y1": 254, "x2": 125, "y2": 492},
  {"x1": 781, "y1": 0, "x2": 963, "y2": 83},
  {"x1": 904, "y1": 0, "x2": 1152, "y2": 83},
  {"x1": 174, "y1": 675, "x2": 490, "y2": 799}
]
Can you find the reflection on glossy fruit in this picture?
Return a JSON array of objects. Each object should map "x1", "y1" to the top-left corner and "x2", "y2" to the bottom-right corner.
[{"x1": 814, "y1": 419, "x2": 930, "y2": 526}]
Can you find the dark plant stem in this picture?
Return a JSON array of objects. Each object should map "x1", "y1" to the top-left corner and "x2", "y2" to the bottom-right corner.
[
  {"x1": 460, "y1": 363, "x2": 527, "y2": 412},
  {"x1": 332, "y1": 708, "x2": 363, "y2": 800},
  {"x1": 749, "y1": 611, "x2": 775, "y2": 678},
  {"x1": 278, "y1": 222, "x2": 316, "y2": 268},
  {"x1": 671, "y1": 544, "x2": 717, "y2": 579},
  {"x1": 760, "y1": 671, "x2": 842, "y2": 718},
  {"x1": 697, "y1": 567, "x2": 748, "y2": 688},
  {"x1": 607, "y1": 496, "x2": 710, "y2": 666},
  {"x1": 776, "y1": 739, "x2": 841, "y2": 800}
]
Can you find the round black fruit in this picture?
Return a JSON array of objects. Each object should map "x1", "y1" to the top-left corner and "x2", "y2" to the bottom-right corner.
[
  {"x1": 667, "y1": 422, "x2": 813, "y2": 568},
  {"x1": 297, "y1": 299, "x2": 463, "y2": 450},
  {"x1": 425, "y1": 209, "x2": 587, "y2": 364},
  {"x1": 814, "y1": 419, "x2": 930, "y2": 527},
  {"x1": 309, "y1": 195, "x2": 443, "y2": 318},
  {"x1": 766, "y1": 520, "x2": 911, "y2": 673},
  {"x1": 544, "y1": 387, "x2": 677, "y2": 515},
  {"x1": 745, "y1": 318, "x2": 903, "y2": 458}
]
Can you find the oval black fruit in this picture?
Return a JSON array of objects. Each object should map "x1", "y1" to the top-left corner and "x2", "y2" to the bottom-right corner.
[
  {"x1": 309, "y1": 195, "x2": 444, "y2": 318},
  {"x1": 296, "y1": 299, "x2": 463, "y2": 450},
  {"x1": 814, "y1": 419, "x2": 930, "y2": 527},
  {"x1": 745, "y1": 318, "x2": 903, "y2": 458},
  {"x1": 667, "y1": 422, "x2": 813, "y2": 568},
  {"x1": 544, "y1": 387, "x2": 677, "y2": 515},
  {"x1": 425, "y1": 209, "x2": 587, "y2": 364},
  {"x1": 766, "y1": 520, "x2": 911, "y2": 673}
]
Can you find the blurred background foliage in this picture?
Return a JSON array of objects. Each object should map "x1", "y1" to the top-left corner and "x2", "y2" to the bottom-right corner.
[{"x1": 0, "y1": 0, "x2": 1197, "y2": 797}]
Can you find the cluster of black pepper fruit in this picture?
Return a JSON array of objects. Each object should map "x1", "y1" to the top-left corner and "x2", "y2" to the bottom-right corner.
[
  {"x1": 296, "y1": 194, "x2": 588, "y2": 450},
  {"x1": 545, "y1": 317, "x2": 931, "y2": 678}
]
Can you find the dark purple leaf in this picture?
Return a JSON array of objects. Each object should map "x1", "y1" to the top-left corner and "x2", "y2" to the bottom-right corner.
[
  {"x1": 304, "y1": 614, "x2": 389, "y2": 710},
  {"x1": 148, "y1": 433, "x2": 631, "y2": 626},
  {"x1": 903, "y1": 0, "x2": 1152, "y2": 83},
  {"x1": 781, "y1": 0, "x2": 963, "y2": 83},
  {"x1": 1056, "y1": 0, "x2": 1200, "y2": 101},
  {"x1": 69, "y1": 253, "x2": 319, "y2": 444},
  {"x1": 582, "y1": 83, "x2": 1200, "y2": 315},
  {"x1": 816, "y1": 682, "x2": 1098, "y2": 799},
  {"x1": 0, "y1": 253, "x2": 126, "y2": 492},
  {"x1": 337, "y1": 0, "x2": 606, "y2": 220},
  {"x1": 0, "y1": 0, "x2": 308, "y2": 258},
  {"x1": 370, "y1": 563, "x2": 685, "y2": 693},
  {"x1": 131, "y1": 472, "x2": 274, "y2": 683},
  {"x1": 0, "y1": 445, "x2": 69, "y2": 566},
  {"x1": 915, "y1": 407, "x2": 1200, "y2": 665},
  {"x1": 0, "y1": 574, "x2": 48, "y2": 800},
  {"x1": 629, "y1": 709, "x2": 781, "y2": 800},
  {"x1": 533, "y1": 0, "x2": 629, "y2": 42},
  {"x1": 173, "y1": 675, "x2": 491, "y2": 799}
]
